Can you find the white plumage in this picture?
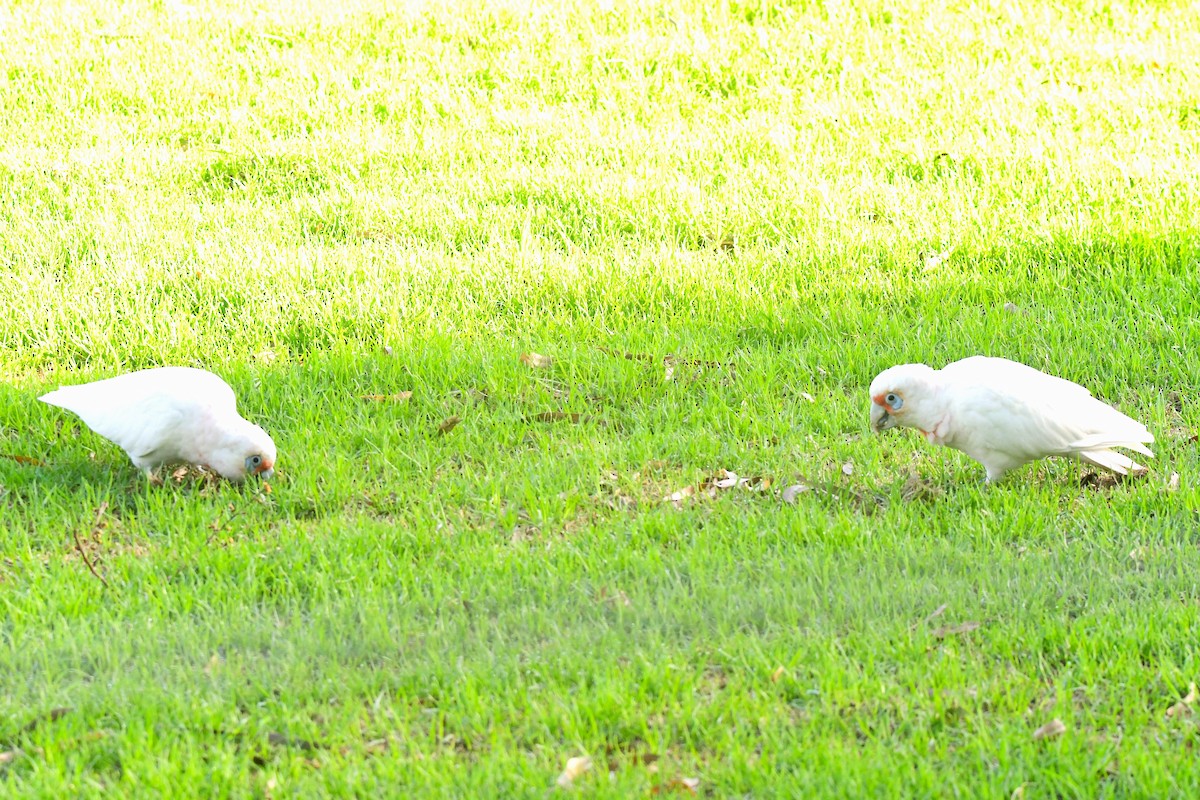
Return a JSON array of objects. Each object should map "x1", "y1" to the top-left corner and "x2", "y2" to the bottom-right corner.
[
  {"x1": 869, "y1": 356, "x2": 1153, "y2": 483},
  {"x1": 40, "y1": 367, "x2": 276, "y2": 482}
]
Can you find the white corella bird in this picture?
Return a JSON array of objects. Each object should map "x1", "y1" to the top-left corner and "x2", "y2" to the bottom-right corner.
[
  {"x1": 869, "y1": 356, "x2": 1153, "y2": 483},
  {"x1": 40, "y1": 367, "x2": 276, "y2": 482}
]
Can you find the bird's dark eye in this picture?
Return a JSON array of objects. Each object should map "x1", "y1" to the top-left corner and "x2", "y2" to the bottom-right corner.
[
  {"x1": 246, "y1": 455, "x2": 262, "y2": 470},
  {"x1": 886, "y1": 393, "x2": 902, "y2": 409}
]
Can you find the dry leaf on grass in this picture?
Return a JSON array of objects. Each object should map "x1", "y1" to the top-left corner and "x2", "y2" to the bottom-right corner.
[
  {"x1": 1167, "y1": 682, "x2": 1198, "y2": 717},
  {"x1": 1032, "y1": 718, "x2": 1066, "y2": 740},
  {"x1": 556, "y1": 755, "x2": 592, "y2": 788},
  {"x1": 664, "y1": 470, "x2": 755, "y2": 503},
  {"x1": 771, "y1": 666, "x2": 786, "y2": 683},
  {"x1": 841, "y1": 461, "x2": 854, "y2": 477},
  {"x1": 799, "y1": 391, "x2": 815, "y2": 403},
  {"x1": 933, "y1": 621, "x2": 981, "y2": 638},
  {"x1": 782, "y1": 481, "x2": 813, "y2": 505},
  {"x1": 521, "y1": 352, "x2": 553, "y2": 369},
  {"x1": 1003, "y1": 302, "x2": 1031, "y2": 317},
  {"x1": 663, "y1": 356, "x2": 676, "y2": 382},
  {"x1": 651, "y1": 777, "x2": 700, "y2": 795},
  {"x1": 1, "y1": 453, "x2": 46, "y2": 467},
  {"x1": 437, "y1": 416, "x2": 461, "y2": 435},
  {"x1": 1167, "y1": 472, "x2": 1180, "y2": 491},
  {"x1": 663, "y1": 485, "x2": 695, "y2": 503},
  {"x1": 712, "y1": 470, "x2": 739, "y2": 489},
  {"x1": 359, "y1": 392, "x2": 413, "y2": 402}
]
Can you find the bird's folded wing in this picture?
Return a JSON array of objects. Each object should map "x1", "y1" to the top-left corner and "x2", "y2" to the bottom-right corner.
[
  {"x1": 949, "y1": 379, "x2": 1152, "y2": 459},
  {"x1": 941, "y1": 356, "x2": 1094, "y2": 403},
  {"x1": 41, "y1": 386, "x2": 189, "y2": 459}
]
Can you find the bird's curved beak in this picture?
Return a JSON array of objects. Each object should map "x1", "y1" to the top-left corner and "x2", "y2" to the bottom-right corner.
[
  {"x1": 871, "y1": 402, "x2": 895, "y2": 432},
  {"x1": 260, "y1": 468, "x2": 274, "y2": 480}
]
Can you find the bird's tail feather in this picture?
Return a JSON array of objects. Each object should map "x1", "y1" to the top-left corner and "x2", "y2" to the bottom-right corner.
[
  {"x1": 1076, "y1": 449, "x2": 1149, "y2": 476},
  {"x1": 1069, "y1": 433, "x2": 1154, "y2": 458},
  {"x1": 38, "y1": 387, "x2": 78, "y2": 410}
]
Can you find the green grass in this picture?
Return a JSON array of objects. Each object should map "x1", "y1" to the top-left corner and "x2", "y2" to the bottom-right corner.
[{"x1": 1, "y1": 0, "x2": 1199, "y2": 795}]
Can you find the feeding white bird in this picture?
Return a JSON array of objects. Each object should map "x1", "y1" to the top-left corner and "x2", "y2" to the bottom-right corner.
[
  {"x1": 40, "y1": 367, "x2": 276, "y2": 482},
  {"x1": 869, "y1": 356, "x2": 1153, "y2": 483}
]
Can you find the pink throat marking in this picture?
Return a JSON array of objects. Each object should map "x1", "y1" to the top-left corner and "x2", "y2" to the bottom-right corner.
[{"x1": 921, "y1": 414, "x2": 949, "y2": 445}]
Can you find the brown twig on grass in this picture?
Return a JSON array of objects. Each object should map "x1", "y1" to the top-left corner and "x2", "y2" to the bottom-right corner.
[{"x1": 72, "y1": 503, "x2": 110, "y2": 589}]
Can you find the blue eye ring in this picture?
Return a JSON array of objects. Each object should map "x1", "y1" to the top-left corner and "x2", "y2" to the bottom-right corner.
[{"x1": 886, "y1": 392, "x2": 902, "y2": 409}]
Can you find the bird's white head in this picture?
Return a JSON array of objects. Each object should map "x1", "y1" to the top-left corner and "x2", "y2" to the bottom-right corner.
[
  {"x1": 868, "y1": 363, "x2": 939, "y2": 433},
  {"x1": 206, "y1": 420, "x2": 277, "y2": 482}
]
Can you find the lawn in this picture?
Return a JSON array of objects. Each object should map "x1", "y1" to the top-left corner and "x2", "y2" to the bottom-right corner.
[{"x1": 1, "y1": 0, "x2": 1199, "y2": 795}]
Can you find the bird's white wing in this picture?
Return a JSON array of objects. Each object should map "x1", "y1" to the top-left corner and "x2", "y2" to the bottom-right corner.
[
  {"x1": 39, "y1": 368, "x2": 238, "y2": 467},
  {"x1": 940, "y1": 356, "x2": 1093, "y2": 404},
  {"x1": 41, "y1": 368, "x2": 236, "y2": 417},
  {"x1": 940, "y1": 357, "x2": 1152, "y2": 457},
  {"x1": 945, "y1": 381, "x2": 1088, "y2": 457},
  {"x1": 129, "y1": 367, "x2": 239, "y2": 412}
]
